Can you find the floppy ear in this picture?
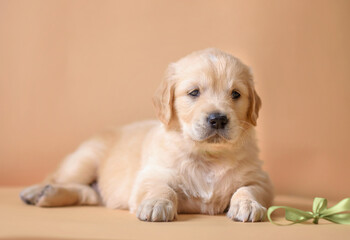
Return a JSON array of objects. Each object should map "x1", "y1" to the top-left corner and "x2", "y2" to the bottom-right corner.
[
  {"x1": 247, "y1": 84, "x2": 262, "y2": 126},
  {"x1": 152, "y1": 65, "x2": 176, "y2": 127}
]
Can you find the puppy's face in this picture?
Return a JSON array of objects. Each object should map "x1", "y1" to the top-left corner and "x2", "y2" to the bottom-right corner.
[{"x1": 153, "y1": 49, "x2": 261, "y2": 145}]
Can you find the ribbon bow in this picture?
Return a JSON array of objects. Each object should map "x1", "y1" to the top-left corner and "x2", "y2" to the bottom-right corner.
[{"x1": 267, "y1": 197, "x2": 350, "y2": 225}]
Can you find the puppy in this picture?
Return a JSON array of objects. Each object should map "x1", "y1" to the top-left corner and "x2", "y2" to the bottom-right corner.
[{"x1": 20, "y1": 48, "x2": 273, "y2": 222}]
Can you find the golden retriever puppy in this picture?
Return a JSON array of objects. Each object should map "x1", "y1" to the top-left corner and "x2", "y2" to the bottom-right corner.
[{"x1": 20, "y1": 48, "x2": 273, "y2": 222}]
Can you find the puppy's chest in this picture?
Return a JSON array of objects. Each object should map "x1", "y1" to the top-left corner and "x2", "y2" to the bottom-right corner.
[{"x1": 175, "y1": 161, "x2": 236, "y2": 203}]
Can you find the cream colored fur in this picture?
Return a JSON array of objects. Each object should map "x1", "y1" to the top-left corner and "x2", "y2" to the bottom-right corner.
[{"x1": 20, "y1": 48, "x2": 273, "y2": 222}]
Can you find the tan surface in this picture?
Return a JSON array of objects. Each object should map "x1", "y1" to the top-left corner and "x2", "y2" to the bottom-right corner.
[
  {"x1": 0, "y1": 188, "x2": 349, "y2": 240},
  {"x1": 1, "y1": 0, "x2": 350, "y2": 200}
]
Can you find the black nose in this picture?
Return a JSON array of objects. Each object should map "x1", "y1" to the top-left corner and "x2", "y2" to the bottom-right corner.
[{"x1": 207, "y1": 113, "x2": 228, "y2": 129}]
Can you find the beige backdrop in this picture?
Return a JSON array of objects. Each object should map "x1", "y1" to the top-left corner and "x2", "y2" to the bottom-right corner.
[{"x1": 1, "y1": 0, "x2": 349, "y2": 200}]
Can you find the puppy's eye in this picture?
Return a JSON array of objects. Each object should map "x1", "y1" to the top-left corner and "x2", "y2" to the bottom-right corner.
[
  {"x1": 188, "y1": 89, "x2": 200, "y2": 97},
  {"x1": 231, "y1": 90, "x2": 241, "y2": 99}
]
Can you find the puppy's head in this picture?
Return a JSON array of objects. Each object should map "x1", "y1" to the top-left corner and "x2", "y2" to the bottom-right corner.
[{"x1": 153, "y1": 48, "x2": 261, "y2": 145}]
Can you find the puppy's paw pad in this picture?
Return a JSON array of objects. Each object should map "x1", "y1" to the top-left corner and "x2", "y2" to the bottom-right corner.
[
  {"x1": 20, "y1": 184, "x2": 58, "y2": 207},
  {"x1": 20, "y1": 184, "x2": 46, "y2": 205},
  {"x1": 137, "y1": 198, "x2": 176, "y2": 222},
  {"x1": 227, "y1": 198, "x2": 266, "y2": 222}
]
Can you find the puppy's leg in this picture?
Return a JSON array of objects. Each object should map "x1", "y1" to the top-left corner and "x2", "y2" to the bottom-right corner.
[
  {"x1": 227, "y1": 174, "x2": 273, "y2": 222},
  {"x1": 21, "y1": 135, "x2": 112, "y2": 207},
  {"x1": 129, "y1": 168, "x2": 177, "y2": 222},
  {"x1": 52, "y1": 136, "x2": 110, "y2": 185}
]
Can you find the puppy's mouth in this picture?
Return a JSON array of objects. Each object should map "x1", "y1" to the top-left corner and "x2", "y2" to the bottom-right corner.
[
  {"x1": 206, "y1": 134, "x2": 225, "y2": 144},
  {"x1": 201, "y1": 130, "x2": 231, "y2": 144},
  {"x1": 190, "y1": 123, "x2": 232, "y2": 144}
]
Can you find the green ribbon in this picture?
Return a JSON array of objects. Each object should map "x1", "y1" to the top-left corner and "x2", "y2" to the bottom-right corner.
[{"x1": 267, "y1": 197, "x2": 350, "y2": 225}]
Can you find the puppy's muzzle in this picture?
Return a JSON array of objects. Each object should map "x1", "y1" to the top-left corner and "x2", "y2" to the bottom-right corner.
[{"x1": 207, "y1": 112, "x2": 228, "y2": 129}]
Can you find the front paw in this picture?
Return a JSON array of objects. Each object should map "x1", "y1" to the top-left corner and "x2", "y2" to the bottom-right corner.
[
  {"x1": 227, "y1": 198, "x2": 266, "y2": 222},
  {"x1": 136, "y1": 198, "x2": 176, "y2": 222}
]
